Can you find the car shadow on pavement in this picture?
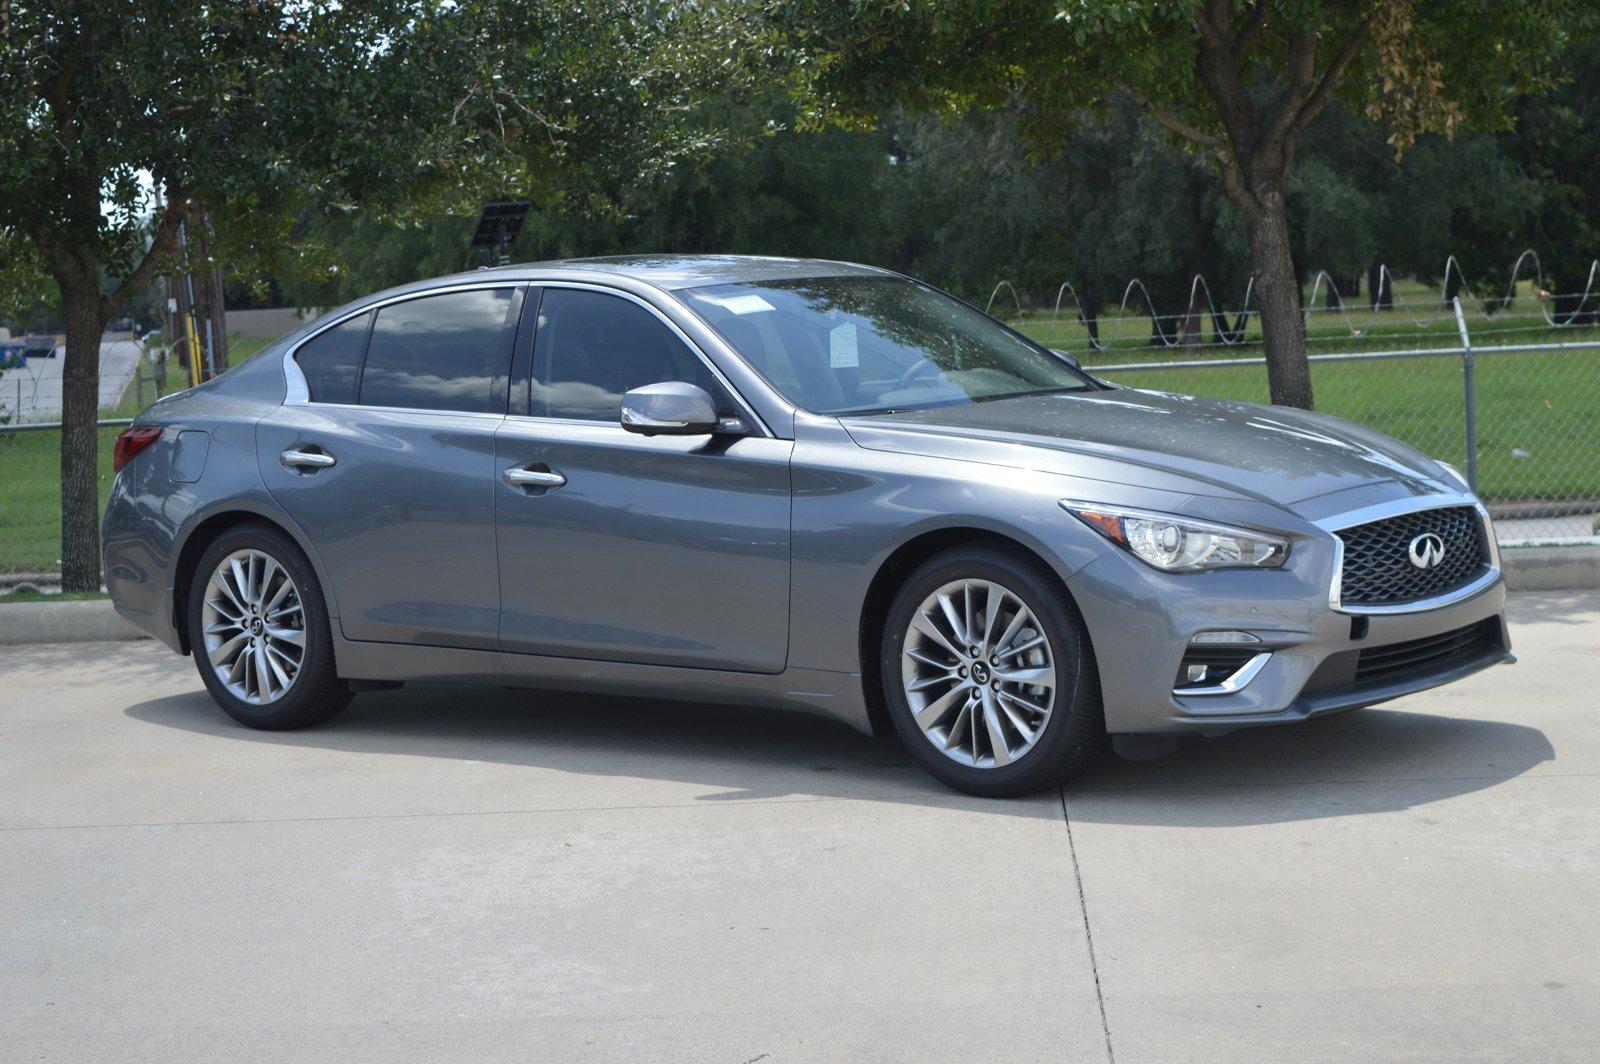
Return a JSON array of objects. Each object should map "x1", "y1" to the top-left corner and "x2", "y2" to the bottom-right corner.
[
  {"x1": 124, "y1": 683, "x2": 973, "y2": 808},
  {"x1": 124, "y1": 681, "x2": 1553, "y2": 825},
  {"x1": 1066, "y1": 700, "x2": 1556, "y2": 826}
]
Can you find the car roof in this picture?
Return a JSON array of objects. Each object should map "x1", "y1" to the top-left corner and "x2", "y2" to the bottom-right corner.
[
  {"x1": 433, "y1": 254, "x2": 897, "y2": 292},
  {"x1": 260, "y1": 254, "x2": 906, "y2": 372}
]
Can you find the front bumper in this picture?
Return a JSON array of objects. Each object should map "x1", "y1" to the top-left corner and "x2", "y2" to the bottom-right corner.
[{"x1": 1066, "y1": 537, "x2": 1511, "y2": 736}]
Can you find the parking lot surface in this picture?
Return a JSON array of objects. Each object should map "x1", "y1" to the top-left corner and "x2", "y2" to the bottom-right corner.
[{"x1": 3, "y1": 591, "x2": 1596, "y2": 1062}]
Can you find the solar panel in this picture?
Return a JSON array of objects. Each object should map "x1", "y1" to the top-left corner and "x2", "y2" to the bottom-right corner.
[{"x1": 469, "y1": 200, "x2": 533, "y2": 260}]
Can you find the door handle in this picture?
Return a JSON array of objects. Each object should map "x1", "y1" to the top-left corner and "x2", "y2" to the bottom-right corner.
[
  {"x1": 281, "y1": 448, "x2": 336, "y2": 470},
  {"x1": 503, "y1": 465, "x2": 566, "y2": 490}
]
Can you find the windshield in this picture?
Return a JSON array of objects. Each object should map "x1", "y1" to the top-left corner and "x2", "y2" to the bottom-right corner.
[{"x1": 680, "y1": 276, "x2": 1093, "y2": 415}]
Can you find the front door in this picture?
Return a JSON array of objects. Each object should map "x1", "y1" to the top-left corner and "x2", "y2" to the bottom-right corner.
[
  {"x1": 495, "y1": 286, "x2": 792, "y2": 673},
  {"x1": 259, "y1": 285, "x2": 521, "y2": 649}
]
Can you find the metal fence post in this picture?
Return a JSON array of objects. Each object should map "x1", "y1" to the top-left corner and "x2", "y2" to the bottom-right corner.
[{"x1": 1451, "y1": 296, "x2": 1479, "y2": 493}]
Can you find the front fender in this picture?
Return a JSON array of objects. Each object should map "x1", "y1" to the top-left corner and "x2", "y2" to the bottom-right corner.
[{"x1": 786, "y1": 416, "x2": 1167, "y2": 675}]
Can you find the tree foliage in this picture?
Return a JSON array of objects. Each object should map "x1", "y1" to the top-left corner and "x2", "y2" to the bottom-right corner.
[
  {"x1": 0, "y1": 0, "x2": 756, "y2": 589},
  {"x1": 776, "y1": 0, "x2": 1587, "y2": 409}
]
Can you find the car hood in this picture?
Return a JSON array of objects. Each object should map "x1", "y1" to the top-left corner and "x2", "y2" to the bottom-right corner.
[{"x1": 841, "y1": 389, "x2": 1457, "y2": 507}]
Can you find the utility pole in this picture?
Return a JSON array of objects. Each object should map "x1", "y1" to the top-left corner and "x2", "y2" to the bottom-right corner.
[{"x1": 165, "y1": 202, "x2": 229, "y2": 385}]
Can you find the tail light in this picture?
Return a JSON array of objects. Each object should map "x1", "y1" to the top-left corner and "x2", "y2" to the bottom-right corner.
[{"x1": 112, "y1": 425, "x2": 163, "y2": 473}]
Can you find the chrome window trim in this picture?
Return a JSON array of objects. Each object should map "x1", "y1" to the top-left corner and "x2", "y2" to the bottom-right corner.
[
  {"x1": 273, "y1": 401, "x2": 509, "y2": 423},
  {"x1": 1173, "y1": 651, "x2": 1272, "y2": 696},
  {"x1": 1316, "y1": 492, "x2": 1501, "y2": 614},
  {"x1": 281, "y1": 280, "x2": 528, "y2": 410},
  {"x1": 506, "y1": 280, "x2": 773, "y2": 438}
]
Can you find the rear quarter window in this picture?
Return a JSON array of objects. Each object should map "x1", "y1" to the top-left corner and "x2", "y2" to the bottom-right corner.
[{"x1": 294, "y1": 312, "x2": 370, "y2": 404}]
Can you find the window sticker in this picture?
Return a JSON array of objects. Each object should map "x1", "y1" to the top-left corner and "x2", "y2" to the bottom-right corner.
[
  {"x1": 705, "y1": 293, "x2": 776, "y2": 315},
  {"x1": 829, "y1": 322, "x2": 859, "y2": 368}
]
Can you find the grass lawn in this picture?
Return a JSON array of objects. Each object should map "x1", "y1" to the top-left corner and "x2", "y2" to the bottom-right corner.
[
  {"x1": 1126, "y1": 354, "x2": 1596, "y2": 503},
  {"x1": 3, "y1": 314, "x2": 1597, "y2": 575},
  {"x1": 0, "y1": 588, "x2": 108, "y2": 602},
  {"x1": 0, "y1": 332, "x2": 275, "y2": 574},
  {"x1": 0, "y1": 421, "x2": 137, "y2": 573},
  {"x1": 1011, "y1": 309, "x2": 1600, "y2": 506}
]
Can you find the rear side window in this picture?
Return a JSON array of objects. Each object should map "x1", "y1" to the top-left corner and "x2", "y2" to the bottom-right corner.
[
  {"x1": 294, "y1": 312, "x2": 369, "y2": 404},
  {"x1": 358, "y1": 289, "x2": 516, "y2": 413},
  {"x1": 530, "y1": 288, "x2": 725, "y2": 421}
]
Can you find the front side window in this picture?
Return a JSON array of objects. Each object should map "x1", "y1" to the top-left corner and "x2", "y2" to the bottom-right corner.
[
  {"x1": 680, "y1": 276, "x2": 1093, "y2": 415},
  {"x1": 294, "y1": 311, "x2": 369, "y2": 404},
  {"x1": 530, "y1": 289, "x2": 726, "y2": 421},
  {"x1": 358, "y1": 288, "x2": 515, "y2": 413}
]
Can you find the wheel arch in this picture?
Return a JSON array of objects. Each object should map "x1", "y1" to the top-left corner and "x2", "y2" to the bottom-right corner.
[
  {"x1": 856, "y1": 525, "x2": 1089, "y2": 736},
  {"x1": 170, "y1": 501, "x2": 334, "y2": 656}
]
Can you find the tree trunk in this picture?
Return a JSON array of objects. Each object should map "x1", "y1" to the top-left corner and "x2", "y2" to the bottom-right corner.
[
  {"x1": 1444, "y1": 270, "x2": 1463, "y2": 306},
  {"x1": 1367, "y1": 261, "x2": 1392, "y2": 310},
  {"x1": 1182, "y1": 171, "x2": 1204, "y2": 351},
  {"x1": 1148, "y1": 312, "x2": 1171, "y2": 347},
  {"x1": 1180, "y1": 311, "x2": 1203, "y2": 350},
  {"x1": 1550, "y1": 292, "x2": 1591, "y2": 327},
  {"x1": 57, "y1": 271, "x2": 106, "y2": 592},
  {"x1": 1244, "y1": 193, "x2": 1314, "y2": 409},
  {"x1": 1081, "y1": 311, "x2": 1100, "y2": 348}
]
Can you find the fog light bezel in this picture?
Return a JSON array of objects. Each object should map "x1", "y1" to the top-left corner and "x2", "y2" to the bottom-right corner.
[{"x1": 1173, "y1": 646, "x2": 1272, "y2": 696}]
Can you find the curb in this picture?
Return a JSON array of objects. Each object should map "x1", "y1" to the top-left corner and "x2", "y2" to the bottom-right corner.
[
  {"x1": 1501, "y1": 545, "x2": 1600, "y2": 592},
  {"x1": 0, "y1": 599, "x2": 148, "y2": 645},
  {"x1": 0, "y1": 548, "x2": 1595, "y2": 647}
]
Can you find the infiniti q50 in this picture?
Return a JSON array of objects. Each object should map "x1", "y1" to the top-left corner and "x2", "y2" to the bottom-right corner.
[{"x1": 104, "y1": 256, "x2": 1511, "y2": 796}]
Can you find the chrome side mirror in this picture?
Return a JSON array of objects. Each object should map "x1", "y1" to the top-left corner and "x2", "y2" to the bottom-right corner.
[
  {"x1": 620, "y1": 381, "x2": 720, "y2": 436},
  {"x1": 1051, "y1": 348, "x2": 1081, "y2": 369}
]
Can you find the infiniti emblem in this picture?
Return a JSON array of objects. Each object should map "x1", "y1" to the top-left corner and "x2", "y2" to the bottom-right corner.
[{"x1": 1408, "y1": 532, "x2": 1447, "y2": 570}]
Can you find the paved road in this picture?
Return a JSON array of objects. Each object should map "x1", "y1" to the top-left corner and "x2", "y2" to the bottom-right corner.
[
  {"x1": 2, "y1": 592, "x2": 1596, "y2": 1062},
  {"x1": 0, "y1": 337, "x2": 143, "y2": 421}
]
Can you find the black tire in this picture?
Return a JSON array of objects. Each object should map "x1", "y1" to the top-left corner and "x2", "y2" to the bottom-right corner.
[
  {"x1": 186, "y1": 522, "x2": 352, "y2": 730},
  {"x1": 880, "y1": 545, "x2": 1104, "y2": 797}
]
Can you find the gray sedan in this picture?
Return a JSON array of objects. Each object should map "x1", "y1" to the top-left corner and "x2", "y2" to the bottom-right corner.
[{"x1": 104, "y1": 256, "x2": 1511, "y2": 796}]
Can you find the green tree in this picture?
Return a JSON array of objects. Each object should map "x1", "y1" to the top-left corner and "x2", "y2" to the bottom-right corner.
[
  {"x1": 1290, "y1": 100, "x2": 1539, "y2": 310},
  {"x1": 778, "y1": 0, "x2": 1582, "y2": 408},
  {"x1": 1507, "y1": 36, "x2": 1600, "y2": 323},
  {"x1": 271, "y1": 91, "x2": 898, "y2": 305},
  {"x1": 0, "y1": 0, "x2": 747, "y2": 590},
  {"x1": 886, "y1": 101, "x2": 1251, "y2": 344}
]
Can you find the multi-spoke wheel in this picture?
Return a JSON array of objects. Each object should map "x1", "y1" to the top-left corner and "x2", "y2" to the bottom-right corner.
[
  {"x1": 202, "y1": 548, "x2": 305, "y2": 705},
  {"x1": 881, "y1": 546, "x2": 1104, "y2": 797},
  {"x1": 188, "y1": 524, "x2": 351, "y2": 730},
  {"x1": 901, "y1": 578, "x2": 1055, "y2": 769}
]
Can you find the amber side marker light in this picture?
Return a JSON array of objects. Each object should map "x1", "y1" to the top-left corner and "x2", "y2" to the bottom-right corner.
[{"x1": 112, "y1": 425, "x2": 163, "y2": 473}]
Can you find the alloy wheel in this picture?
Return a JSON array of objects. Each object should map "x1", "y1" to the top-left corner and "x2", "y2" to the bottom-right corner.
[
  {"x1": 900, "y1": 577, "x2": 1057, "y2": 768},
  {"x1": 200, "y1": 548, "x2": 306, "y2": 705}
]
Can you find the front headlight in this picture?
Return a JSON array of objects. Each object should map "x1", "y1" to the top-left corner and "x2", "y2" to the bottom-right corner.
[{"x1": 1060, "y1": 501, "x2": 1290, "y2": 572}]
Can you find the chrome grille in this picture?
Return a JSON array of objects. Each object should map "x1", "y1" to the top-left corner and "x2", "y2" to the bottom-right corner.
[{"x1": 1336, "y1": 505, "x2": 1490, "y2": 607}]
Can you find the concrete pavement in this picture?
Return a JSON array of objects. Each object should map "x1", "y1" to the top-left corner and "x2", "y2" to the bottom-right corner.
[{"x1": 2, "y1": 591, "x2": 1597, "y2": 1062}]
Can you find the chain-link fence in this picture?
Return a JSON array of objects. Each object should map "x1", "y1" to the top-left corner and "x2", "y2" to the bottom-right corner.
[
  {"x1": 1008, "y1": 294, "x2": 1600, "y2": 545},
  {"x1": 1, "y1": 339, "x2": 174, "y2": 581},
  {"x1": 2, "y1": 298, "x2": 1597, "y2": 583},
  {"x1": 0, "y1": 336, "x2": 159, "y2": 425}
]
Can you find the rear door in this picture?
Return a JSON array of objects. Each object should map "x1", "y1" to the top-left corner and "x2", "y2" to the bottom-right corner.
[
  {"x1": 258, "y1": 284, "x2": 521, "y2": 649},
  {"x1": 494, "y1": 285, "x2": 793, "y2": 672}
]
